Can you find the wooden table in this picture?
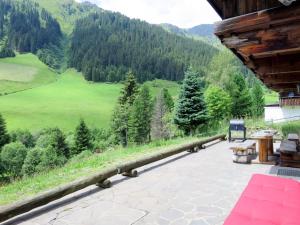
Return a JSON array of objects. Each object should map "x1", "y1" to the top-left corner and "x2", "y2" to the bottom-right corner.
[{"x1": 252, "y1": 130, "x2": 277, "y2": 163}]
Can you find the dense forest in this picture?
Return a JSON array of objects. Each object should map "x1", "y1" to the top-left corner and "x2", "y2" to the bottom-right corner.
[
  {"x1": 69, "y1": 12, "x2": 218, "y2": 82},
  {"x1": 0, "y1": 0, "x2": 62, "y2": 56},
  {"x1": 0, "y1": 0, "x2": 256, "y2": 84}
]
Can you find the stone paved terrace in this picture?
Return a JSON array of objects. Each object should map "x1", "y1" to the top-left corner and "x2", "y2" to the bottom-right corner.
[{"x1": 1, "y1": 141, "x2": 275, "y2": 225}]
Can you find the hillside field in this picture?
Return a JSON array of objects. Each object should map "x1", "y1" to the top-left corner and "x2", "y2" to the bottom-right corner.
[
  {"x1": 0, "y1": 55, "x2": 179, "y2": 132},
  {"x1": 0, "y1": 54, "x2": 57, "y2": 95}
]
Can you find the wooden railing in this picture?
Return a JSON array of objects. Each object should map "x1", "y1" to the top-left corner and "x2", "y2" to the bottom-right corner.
[{"x1": 0, "y1": 134, "x2": 226, "y2": 223}]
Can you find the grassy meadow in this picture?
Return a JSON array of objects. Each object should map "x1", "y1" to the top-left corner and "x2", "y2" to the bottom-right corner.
[
  {"x1": 264, "y1": 91, "x2": 279, "y2": 105},
  {"x1": 0, "y1": 54, "x2": 57, "y2": 95},
  {"x1": 0, "y1": 54, "x2": 179, "y2": 132}
]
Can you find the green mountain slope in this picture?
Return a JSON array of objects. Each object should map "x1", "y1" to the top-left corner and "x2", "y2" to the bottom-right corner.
[
  {"x1": 70, "y1": 12, "x2": 218, "y2": 82},
  {"x1": 0, "y1": 54, "x2": 57, "y2": 95},
  {"x1": 0, "y1": 0, "x2": 219, "y2": 83},
  {"x1": 0, "y1": 0, "x2": 62, "y2": 53},
  {"x1": 0, "y1": 54, "x2": 179, "y2": 131},
  {"x1": 32, "y1": 0, "x2": 101, "y2": 34}
]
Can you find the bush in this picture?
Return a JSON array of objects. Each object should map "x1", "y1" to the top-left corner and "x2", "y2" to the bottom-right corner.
[
  {"x1": 36, "y1": 128, "x2": 70, "y2": 158},
  {"x1": 10, "y1": 130, "x2": 35, "y2": 148},
  {"x1": 92, "y1": 140, "x2": 110, "y2": 153},
  {"x1": 91, "y1": 128, "x2": 113, "y2": 152},
  {"x1": 36, "y1": 147, "x2": 67, "y2": 172},
  {"x1": 1, "y1": 142, "x2": 27, "y2": 178},
  {"x1": 204, "y1": 85, "x2": 232, "y2": 122},
  {"x1": 22, "y1": 147, "x2": 43, "y2": 176}
]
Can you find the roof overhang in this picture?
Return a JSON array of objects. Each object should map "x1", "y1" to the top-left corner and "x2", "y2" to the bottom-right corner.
[{"x1": 208, "y1": 0, "x2": 300, "y2": 94}]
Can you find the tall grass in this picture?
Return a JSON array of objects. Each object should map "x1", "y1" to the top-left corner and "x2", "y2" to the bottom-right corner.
[{"x1": 274, "y1": 121, "x2": 300, "y2": 138}]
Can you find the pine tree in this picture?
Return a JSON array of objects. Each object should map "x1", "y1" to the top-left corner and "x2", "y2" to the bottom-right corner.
[
  {"x1": 251, "y1": 80, "x2": 265, "y2": 117},
  {"x1": 151, "y1": 89, "x2": 171, "y2": 140},
  {"x1": 111, "y1": 71, "x2": 139, "y2": 146},
  {"x1": 230, "y1": 73, "x2": 253, "y2": 118},
  {"x1": 118, "y1": 70, "x2": 139, "y2": 105},
  {"x1": 128, "y1": 85, "x2": 153, "y2": 144},
  {"x1": 162, "y1": 88, "x2": 174, "y2": 112},
  {"x1": 174, "y1": 67, "x2": 208, "y2": 135},
  {"x1": 0, "y1": 114, "x2": 10, "y2": 150},
  {"x1": 74, "y1": 119, "x2": 92, "y2": 155}
]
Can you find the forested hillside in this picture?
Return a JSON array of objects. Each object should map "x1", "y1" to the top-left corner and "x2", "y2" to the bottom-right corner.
[
  {"x1": 0, "y1": 0, "x2": 61, "y2": 54},
  {"x1": 0, "y1": 0, "x2": 63, "y2": 69},
  {"x1": 69, "y1": 12, "x2": 218, "y2": 82}
]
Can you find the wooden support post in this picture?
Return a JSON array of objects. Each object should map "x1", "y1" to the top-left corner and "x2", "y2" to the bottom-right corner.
[
  {"x1": 122, "y1": 170, "x2": 138, "y2": 178},
  {"x1": 96, "y1": 179, "x2": 112, "y2": 189}
]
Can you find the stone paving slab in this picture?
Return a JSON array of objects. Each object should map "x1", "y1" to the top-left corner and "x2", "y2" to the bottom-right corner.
[{"x1": 1, "y1": 141, "x2": 272, "y2": 225}]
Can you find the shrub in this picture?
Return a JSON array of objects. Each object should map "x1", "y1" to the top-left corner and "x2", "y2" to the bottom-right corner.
[
  {"x1": 91, "y1": 129, "x2": 113, "y2": 152},
  {"x1": 1, "y1": 142, "x2": 27, "y2": 178},
  {"x1": 36, "y1": 128, "x2": 69, "y2": 158},
  {"x1": 10, "y1": 130, "x2": 35, "y2": 148},
  {"x1": 22, "y1": 147, "x2": 43, "y2": 176},
  {"x1": 36, "y1": 147, "x2": 67, "y2": 172},
  {"x1": 92, "y1": 140, "x2": 110, "y2": 153},
  {"x1": 204, "y1": 85, "x2": 232, "y2": 122}
]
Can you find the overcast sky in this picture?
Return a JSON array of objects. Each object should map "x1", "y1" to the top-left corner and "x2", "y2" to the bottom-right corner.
[{"x1": 76, "y1": 0, "x2": 221, "y2": 28}]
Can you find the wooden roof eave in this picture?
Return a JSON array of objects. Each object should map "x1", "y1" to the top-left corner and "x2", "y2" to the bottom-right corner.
[{"x1": 214, "y1": 1, "x2": 300, "y2": 93}]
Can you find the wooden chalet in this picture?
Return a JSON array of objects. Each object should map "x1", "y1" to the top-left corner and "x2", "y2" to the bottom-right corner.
[{"x1": 207, "y1": 0, "x2": 300, "y2": 105}]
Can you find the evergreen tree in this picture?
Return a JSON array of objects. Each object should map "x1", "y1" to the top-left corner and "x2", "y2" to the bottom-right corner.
[
  {"x1": 230, "y1": 73, "x2": 253, "y2": 118},
  {"x1": 74, "y1": 119, "x2": 92, "y2": 155},
  {"x1": 174, "y1": 68, "x2": 208, "y2": 135},
  {"x1": 151, "y1": 89, "x2": 171, "y2": 140},
  {"x1": 128, "y1": 85, "x2": 153, "y2": 144},
  {"x1": 111, "y1": 71, "x2": 138, "y2": 146},
  {"x1": 0, "y1": 114, "x2": 10, "y2": 149},
  {"x1": 118, "y1": 71, "x2": 139, "y2": 105},
  {"x1": 111, "y1": 104, "x2": 130, "y2": 146},
  {"x1": 251, "y1": 81, "x2": 265, "y2": 117},
  {"x1": 49, "y1": 128, "x2": 70, "y2": 158},
  {"x1": 162, "y1": 88, "x2": 174, "y2": 112}
]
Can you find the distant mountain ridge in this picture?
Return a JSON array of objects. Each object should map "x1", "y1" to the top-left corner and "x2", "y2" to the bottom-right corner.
[{"x1": 161, "y1": 23, "x2": 215, "y2": 38}]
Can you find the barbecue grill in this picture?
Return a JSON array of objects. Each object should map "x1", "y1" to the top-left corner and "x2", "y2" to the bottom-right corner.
[{"x1": 229, "y1": 120, "x2": 246, "y2": 142}]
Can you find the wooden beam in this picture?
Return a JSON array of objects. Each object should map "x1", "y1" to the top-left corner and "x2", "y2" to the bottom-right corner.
[
  {"x1": 215, "y1": 2, "x2": 300, "y2": 36},
  {"x1": 262, "y1": 71, "x2": 300, "y2": 84},
  {"x1": 256, "y1": 55, "x2": 300, "y2": 75},
  {"x1": 252, "y1": 47, "x2": 300, "y2": 59},
  {"x1": 208, "y1": 0, "x2": 281, "y2": 19},
  {"x1": 267, "y1": 83, "x2": 297, "y2": 90}
]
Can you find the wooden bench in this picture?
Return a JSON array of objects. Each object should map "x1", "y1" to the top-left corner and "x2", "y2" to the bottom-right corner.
[
  {"x1": 231, "y1": 140, "x2": 257, "y2": 163},
  {"x1": 279, "y1": 140, "x2": 300, "y2": 168}
]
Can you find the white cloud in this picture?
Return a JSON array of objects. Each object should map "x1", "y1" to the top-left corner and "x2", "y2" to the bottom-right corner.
[{"x1": 76, "y1": 0, "x2": 221, "y2": 28}]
